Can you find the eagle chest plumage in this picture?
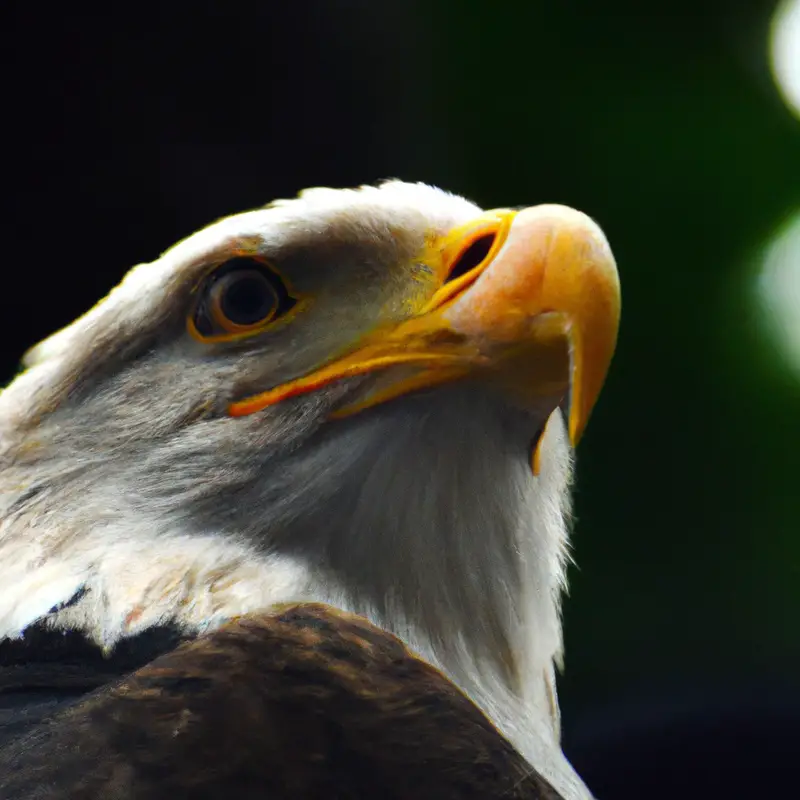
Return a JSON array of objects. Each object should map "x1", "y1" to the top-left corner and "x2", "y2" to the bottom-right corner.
[{"x1": 0, "y1": 182, "x2": 620, "y2": 800}]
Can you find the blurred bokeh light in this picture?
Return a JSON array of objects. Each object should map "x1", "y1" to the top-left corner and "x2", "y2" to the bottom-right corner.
[
  {"x1": 771, "y1": 0, "x2": 800, "y2": 118},
  {"x1": 757, "y1": 211, "x2": 800, "y2": 377}
]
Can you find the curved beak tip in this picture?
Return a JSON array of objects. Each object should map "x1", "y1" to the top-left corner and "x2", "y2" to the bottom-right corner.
[
  {"x1": 520, "y1": 205, "x2": 621, "y2": 446},
  {"x1": 446, "y1": 204, "x2": 621, "y2": 447}
]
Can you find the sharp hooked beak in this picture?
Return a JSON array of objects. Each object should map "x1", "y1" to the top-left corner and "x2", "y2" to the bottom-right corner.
[{"x1": 229, "y1": 205, "x2": 621, "y2": 461}]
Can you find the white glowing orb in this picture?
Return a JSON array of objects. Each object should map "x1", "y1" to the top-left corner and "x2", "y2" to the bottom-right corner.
[
  {"x1": 771, "y1": 0, "x2": 800, "y2": 117},
  {"x1": 757, "y1": 211, "x2": 800, "y2": 375}
]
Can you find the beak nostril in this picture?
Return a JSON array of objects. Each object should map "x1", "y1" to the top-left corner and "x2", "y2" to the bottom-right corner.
[{"x1": 445, "y1": 233, "x2": 496, "y2": 284}]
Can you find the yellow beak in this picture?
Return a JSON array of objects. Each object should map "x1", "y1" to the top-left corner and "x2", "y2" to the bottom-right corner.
[{"x1": 229, "y1": 205, "x2": 620, "y2": 458}]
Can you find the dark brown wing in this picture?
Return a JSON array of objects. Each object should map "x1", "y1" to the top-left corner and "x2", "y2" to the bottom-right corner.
[{"x1": 0, "y1": 603, "x2": 563, "y2": 799}]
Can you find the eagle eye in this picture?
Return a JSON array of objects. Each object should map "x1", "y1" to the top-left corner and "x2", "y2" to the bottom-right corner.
[{"x1": 191, "y1": 258, "x2": 298, "y2": 340}]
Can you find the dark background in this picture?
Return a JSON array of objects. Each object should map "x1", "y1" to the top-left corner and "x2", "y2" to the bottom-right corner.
[{"x1": 3, "y1": 2, "x2": 800, "y2": 797}]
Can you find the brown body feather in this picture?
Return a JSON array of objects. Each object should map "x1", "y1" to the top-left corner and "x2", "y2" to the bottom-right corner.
[{"x1": 0, "y1": 603, "x2": 564, "y2": 800}]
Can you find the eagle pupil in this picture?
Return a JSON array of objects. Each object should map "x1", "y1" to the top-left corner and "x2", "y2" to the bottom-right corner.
[
  {"x1": 446, "y1": 233, "x2": 496, "y2": 283},
  {"x1": 220, "y1": 272, "x2": 276, "y2": 325}
]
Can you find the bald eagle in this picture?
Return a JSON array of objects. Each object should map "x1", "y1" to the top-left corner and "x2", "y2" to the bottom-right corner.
[{"x1": 0, "y1": 182, "x2": 619, "y2": 799}]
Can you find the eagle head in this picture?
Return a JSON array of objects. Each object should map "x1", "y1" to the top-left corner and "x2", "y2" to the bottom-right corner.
[{"x1": 0, "y1": 181, "x2": 619, "y2": 799}]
